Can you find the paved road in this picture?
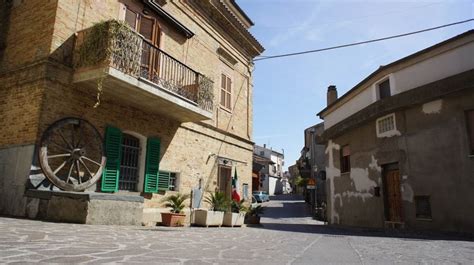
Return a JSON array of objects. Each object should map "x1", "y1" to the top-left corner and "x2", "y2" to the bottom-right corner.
[{"x1": 1, "y1": 194, "x2": 473, "y2": 264}]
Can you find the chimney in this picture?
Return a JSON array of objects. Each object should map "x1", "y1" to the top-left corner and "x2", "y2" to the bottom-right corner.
[
  {"x1": 263, "y1": 144, "x2": 266, "y2": 149},
  {"x1": 327, "y1": 85, "x2": 338, "y2": 106}
]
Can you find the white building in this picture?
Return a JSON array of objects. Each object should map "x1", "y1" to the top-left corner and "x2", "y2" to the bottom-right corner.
[{"x1": 254, "y1": 144, "x2": 285, "y2": 195}]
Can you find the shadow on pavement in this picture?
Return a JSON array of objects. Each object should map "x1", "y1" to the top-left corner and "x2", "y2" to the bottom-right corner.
[{"x1": 253, "y1": 194, "x2": 474, "y2": 242}]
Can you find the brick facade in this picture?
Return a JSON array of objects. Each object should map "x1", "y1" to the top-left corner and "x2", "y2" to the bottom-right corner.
[{"x1": 0, "y1": 0, "x2": 263, "y2": 223}]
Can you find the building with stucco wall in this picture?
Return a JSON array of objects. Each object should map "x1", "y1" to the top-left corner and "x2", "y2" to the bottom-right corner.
[
  {"x1": 0, "y1": 0, "x2": 263, "y2": 225},
  {"x1": 317, "y1": 30, "x2": 474, "y2": 233}
]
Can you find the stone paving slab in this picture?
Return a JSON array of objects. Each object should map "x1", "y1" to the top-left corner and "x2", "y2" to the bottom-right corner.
[{"x1": 0, "y1": 195, "x2": 473, "y2": 264}]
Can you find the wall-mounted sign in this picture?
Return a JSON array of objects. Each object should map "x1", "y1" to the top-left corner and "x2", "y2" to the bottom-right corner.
[{"x1": 307, "y1": 185, "x2": 316, "y2": 190}]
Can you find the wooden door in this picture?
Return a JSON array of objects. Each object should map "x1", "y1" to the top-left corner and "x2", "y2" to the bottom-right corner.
[
  {"x1": 124, "y1": 6, "x2": 160, "y2": 80},
  {"x1": 384, "y1": 169, "x2": 402, "y2": 222}
]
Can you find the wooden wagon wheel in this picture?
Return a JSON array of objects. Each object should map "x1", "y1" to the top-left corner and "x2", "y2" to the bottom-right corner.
[{"x1": 39, "y1": 118, "x2": 106, "y2": 191}]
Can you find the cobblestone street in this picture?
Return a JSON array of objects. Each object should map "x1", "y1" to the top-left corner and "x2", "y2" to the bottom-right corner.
[{"x1": 1, "y1": 195, "x2": 473, "y2": 264}]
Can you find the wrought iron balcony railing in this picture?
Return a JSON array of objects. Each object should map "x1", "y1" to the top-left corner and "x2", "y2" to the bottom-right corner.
[{"x1": 74, "y1": 20, "x2": 214, "y2": 112}]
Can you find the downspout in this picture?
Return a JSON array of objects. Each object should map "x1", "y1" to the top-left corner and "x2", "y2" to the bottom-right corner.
[{"x1": 246, "y1": 61, "x2": 254, "y2": 140}]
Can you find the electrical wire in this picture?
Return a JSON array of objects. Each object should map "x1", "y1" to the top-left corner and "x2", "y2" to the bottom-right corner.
[{"x1": 254, "y1": 19, "x2": 474, "y2": 62}]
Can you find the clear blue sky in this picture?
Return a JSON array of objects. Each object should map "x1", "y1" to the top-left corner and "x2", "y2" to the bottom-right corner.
[{"x1": 237, "y1": 0, "x2": 473, "y2": 170}]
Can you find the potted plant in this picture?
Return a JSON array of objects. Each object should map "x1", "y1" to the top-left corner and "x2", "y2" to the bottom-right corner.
[
  {"x1": 160, "y1": 193, "x2": 189, "y2": 227},
  {"x1": 245, "y1": 205, "x2": 264, "y2": 225},
  {"x1": 194, "y1": 191, "x2": 229, "y2": 227},
  {"x1": 223, "y1": 199, "x2": 247, "y2": 227}
]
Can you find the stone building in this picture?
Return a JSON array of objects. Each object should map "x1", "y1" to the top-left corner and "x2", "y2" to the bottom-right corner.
[
  {"x1": 0, "y1": 0, "x2": 263, "y2": 225},
  {"x1": 317, "y1": 30, "x2": 474, "y2": 233}
]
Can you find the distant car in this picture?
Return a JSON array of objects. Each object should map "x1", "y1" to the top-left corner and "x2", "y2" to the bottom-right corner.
[{"x1": 252, "y1": 191, "x2": 270, "y2": 203}]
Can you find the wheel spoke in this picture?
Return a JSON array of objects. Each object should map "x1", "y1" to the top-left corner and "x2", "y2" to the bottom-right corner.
[
  {"x1": 82, "y1": 156, "x2": 102, "y2": 167},
  {"x1": 47, "y1": 153, "x2": 71, "y2": 159},
  {"x1": 76, "y1": 123, "x2": 85, "y2": 148},
  {"x1": 53, "y1": 158, "x2": 70, "y2": 175},
  {"x1": 66, "y1": 162, "x2": 74, "y2": 183},
  {"x1": 49, "y1": 141, "x2": 71, "y2": 153},
  {"x1": 71, "y1": 124, "x2": 76, "y2": 148},
  {"x1": 79, "y1": 158, "x2": 95, "y2": 178},
  {"x1": 58, "y1": 129, "x2": 74, "y2": 150},
  {"x1": 75, "y1": 160, "x2": 82, "y2": 184}
]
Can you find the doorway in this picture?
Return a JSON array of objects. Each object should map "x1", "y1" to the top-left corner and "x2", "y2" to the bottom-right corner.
[{"x1": 382, "y1": 163, "x2": 403, "y2": 223}]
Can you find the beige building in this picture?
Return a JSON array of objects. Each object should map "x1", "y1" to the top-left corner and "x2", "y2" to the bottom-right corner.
[{"x1": 0, "y1": 0, "x2": 263, "y2": 225}]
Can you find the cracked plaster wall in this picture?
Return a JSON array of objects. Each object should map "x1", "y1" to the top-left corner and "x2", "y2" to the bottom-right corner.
[{"x1": 324, "y1": 88, "x2": 474, "y2": 232}]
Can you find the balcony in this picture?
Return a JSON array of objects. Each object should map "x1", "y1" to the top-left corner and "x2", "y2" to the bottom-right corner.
[{"x1": 73, "y1": 20, "x2": 213, "y2": 122}]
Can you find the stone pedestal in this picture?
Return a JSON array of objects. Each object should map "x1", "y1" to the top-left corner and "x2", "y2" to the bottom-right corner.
[{"x1": 25, "y1": 190, "x2": 144, "y2": 225}]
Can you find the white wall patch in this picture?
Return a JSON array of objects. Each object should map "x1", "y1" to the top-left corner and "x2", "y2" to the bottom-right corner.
[
  {"x1": 325, "y1": 140, "x2": 341, "y2": 224},
  {"x1": 350, "y1": 168, "x2": 378, "y2": 193},
  {"x1": 422, "y1": 99, "x2": 443, "y2": 114},
  {"x1": 369, "y1": 155, "x2": 382, "y2": 172},
  {"x1": 401, "y1": 183, "x2": 414, "y2": 202}
]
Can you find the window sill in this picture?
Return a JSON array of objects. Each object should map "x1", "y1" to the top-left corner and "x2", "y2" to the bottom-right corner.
[
  {"x1": 341, "y1": 172, "x2": 350, "y2": 176},
  {"x1": 219, "y1": 106, "x2": 232, "y2": 114},
  {"x1": 415, "y1": 218, "x2": 433, "y2": 222},
  {"x1": 468, "y1": 155, "x2": 474, "y2": 159}
]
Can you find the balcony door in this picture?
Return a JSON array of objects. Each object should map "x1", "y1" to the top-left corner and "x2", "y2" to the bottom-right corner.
[{"x1": 124, "y1": 6, "x2": 161, "y2": 81}]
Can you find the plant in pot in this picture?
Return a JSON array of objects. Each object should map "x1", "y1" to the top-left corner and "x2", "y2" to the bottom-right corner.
[
  {"x1": 223, "y1": 199, "x2": 248, "y2": 227},
  {"x1": 160, "y1": 193, "x2": 189, "y2": 227},
  {"x1": 194, "y1": 191, "x2": 229, "y2": 227},
  {"x1": 245, "y1": 205, "x2": 264, "y2": 225}
]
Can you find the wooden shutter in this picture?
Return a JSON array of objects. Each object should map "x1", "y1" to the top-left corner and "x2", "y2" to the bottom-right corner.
[
  {"x1": 144, "y1": 137, "x2": 161, "y2": 193},
  {"x1": 101, "y1": 126, "x2": 123, "y2": 192},
  {"x1": 158, "y1": 171, "x2": 171, "y2": 191}
]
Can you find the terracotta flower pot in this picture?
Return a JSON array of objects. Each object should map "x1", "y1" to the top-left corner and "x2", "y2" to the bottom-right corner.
[{"x1": 161, "y1": 212, "x2": 186, "y2": 227}]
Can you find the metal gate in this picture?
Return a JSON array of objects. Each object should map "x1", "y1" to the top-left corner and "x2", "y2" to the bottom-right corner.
[{"x1": 119, "y1": 134, "x2": 140, "y2": 191}]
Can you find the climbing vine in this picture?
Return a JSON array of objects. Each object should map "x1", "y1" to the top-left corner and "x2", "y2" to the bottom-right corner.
[{"x1": 75, "y1": 20, "x2": 141, "y2": 77}]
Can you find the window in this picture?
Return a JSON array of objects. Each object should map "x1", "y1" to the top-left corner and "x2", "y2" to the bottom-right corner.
[
  {"x1": 376, "y1": 113, "x2": 397, "y2": 137},
  {"x1": 220, "y1": 73, "x2": 232, "y2": 110},
  {"x1": 102, "y1": 126, "x2": 161, "y2": 193},
  {"x1": 340, "y1": 145, "x2": 350, "y2": 173},
  {"x1": 158, "y1": 171, "x2": 178, "y2": 191},
  {"x1": 466, "y1": 110, "x2": 474, "y2": 155},
  {"x1": 119, "y1": 134, "x2": 141, "y2": 191},
  {"x1": 378, "y1": 79, "x2": 391, "y2": 99},
  {"x1": 260, "y1": 151, "x2": 264, "y2": 156},
  {"x1": 415, "y1": 196, "x2": 432, "y2": 219},
  {"x1": 169, "y1": 173, "x2": 177, "y2": 191}
]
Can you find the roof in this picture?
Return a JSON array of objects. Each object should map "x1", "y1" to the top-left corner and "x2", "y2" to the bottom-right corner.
[
  {"x1": 318, "y1": 30, "x2": 474, "y2": 118},
  {"x1": 253, "y1": 154, "x2": 275, "y2": 164},
  {"x1": 227, "y1": 0, "x2": 254, "y2": 26}
]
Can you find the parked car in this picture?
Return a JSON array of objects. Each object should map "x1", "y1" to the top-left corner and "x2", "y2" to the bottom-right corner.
[{"x1": 252, "y1": 191, "x2": 269, "y2": 203}]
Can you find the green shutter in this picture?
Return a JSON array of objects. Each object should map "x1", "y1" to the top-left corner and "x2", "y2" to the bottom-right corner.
[
  {"x1": 144, "y1": 137, "x2": 161, "y2": 193},
  {"x1": 158, "y1": 171, "x2": 171, "y2": 191},
  {"x1": 101, "y1": 126, "x2": 122, "y2": 192}
]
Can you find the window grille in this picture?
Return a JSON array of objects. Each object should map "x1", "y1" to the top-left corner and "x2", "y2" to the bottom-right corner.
[{"x1": 376, "y1": 113, "x2": 397, "y2": 136}]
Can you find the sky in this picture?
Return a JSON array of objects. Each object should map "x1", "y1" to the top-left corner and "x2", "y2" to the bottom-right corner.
[{"x1": 236, "y1": 0, "x2": 473, "y2": 170}]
